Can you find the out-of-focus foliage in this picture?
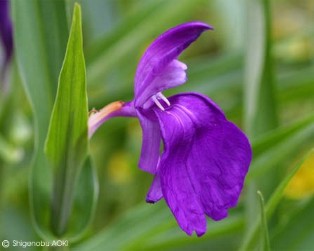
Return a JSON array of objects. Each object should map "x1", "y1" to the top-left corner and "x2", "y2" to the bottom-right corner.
[
  {"x1": 0, "y1": 0, "x2": 314, "y2": 250},
  {"x1": 285, "y1": 150, "x2": 314, "y2": 199}
]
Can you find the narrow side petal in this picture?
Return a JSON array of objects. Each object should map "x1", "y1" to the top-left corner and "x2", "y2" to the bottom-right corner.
[
  {"x1": 154, "y1": 93, "x2": 251, "y2": 235},
  {"x1": 134, "y1": 22, "x2": 212, "y2": 107},
  {"x1": 146, "y1": 174, "x2": 163, "y2": 203},
  {"x1": 137, "y1": 109, "x2": 161, "y2": 174}
]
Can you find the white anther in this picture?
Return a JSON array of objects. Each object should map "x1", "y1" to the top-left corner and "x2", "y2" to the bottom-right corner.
[
  {"x1": 157, "y1": 92, "x2": 171, "y2": 106},
  {"x1": 152, "y1": 95, "x2": 165, "y2": 111}
]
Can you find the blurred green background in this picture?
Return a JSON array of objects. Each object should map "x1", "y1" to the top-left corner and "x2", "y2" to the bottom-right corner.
[{"x1": 0, "y1": 0, "x2": 314, "y2": 250}]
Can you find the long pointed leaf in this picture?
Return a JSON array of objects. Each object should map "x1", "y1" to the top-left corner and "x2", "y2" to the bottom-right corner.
[
  {"x1": 45, "y1": 3, "x2": 89, "y2": 237},
  {"x1": 257, "y1": 191, "x2": 271, "y2": 251},
  {"x1": 11, "y1": 0, "x2": 68, "y2": 239},
  {"x1": 244, "y1": 0, "x2": 277, "y2": 136}
]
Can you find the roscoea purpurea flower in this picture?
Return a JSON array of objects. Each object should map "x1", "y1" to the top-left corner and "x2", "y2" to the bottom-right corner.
[{"x1": 88, "y1": 22, "x2": 252, "y2": 236}]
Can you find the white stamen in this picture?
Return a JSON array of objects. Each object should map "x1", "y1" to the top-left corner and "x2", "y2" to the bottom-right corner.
[
  {"x1": 152, "y1": 95, "x2": 165, "y2": 111},
  {"x1": 157, "y1": 92, "x2": 171, "y2": 106}
]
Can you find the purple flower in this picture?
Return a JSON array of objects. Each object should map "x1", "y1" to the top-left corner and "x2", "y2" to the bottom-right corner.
[
  {"x1": 89, "y1": 22, "x2": 252, "y2": 236},
  {"x1": 0, "y1": 0, "x2": 13, "y2": 85}
]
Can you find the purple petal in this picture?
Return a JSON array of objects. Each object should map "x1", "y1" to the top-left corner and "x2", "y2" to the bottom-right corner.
[
  {"x1": 0, "y1": 0, "x2": 13, "y2": 64},
  {"x1": 157, "y1": 131, "x2": 207, "y2": 236},
  {"x1": 134, "y1": 22, "x2": 212, "y2": 107},
  {"x1": 136, "y1": 109, "x2": 161, "y2": 174},
  {"x1": 146, "y1": 174, "x2": 163, "y2": 203},
  {"x1": 141, "y1": 60, "x2": 187, "y2": 109},
  {"x1": 153, "y1": 93, "x2": 251, "y2": 236}
]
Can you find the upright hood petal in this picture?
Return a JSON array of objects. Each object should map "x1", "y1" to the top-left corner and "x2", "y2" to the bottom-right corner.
[
  {"x1": 134, "y1": 22, "x2": 212, "y2": 107},
  {"x1": 153, "y1": 93, "x2": 252, "y2": 236}
]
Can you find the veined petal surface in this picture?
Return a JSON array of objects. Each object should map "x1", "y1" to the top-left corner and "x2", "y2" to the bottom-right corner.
[{"x1": 153, "y1": 93, "x2": 252, "y2": 236}]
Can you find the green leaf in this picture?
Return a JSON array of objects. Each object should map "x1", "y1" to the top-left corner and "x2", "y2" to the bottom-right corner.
[
  {"x1": 243, "y1": 0, "x2": 278, "y2": 239},
  {"x1": 244, "y1": 0, "x2": 278, "y2": 137},
  {"x1": 239, "y1": 150, "x2": 312, "y2": 251},
  {"x1": 11, "y1": 0, "x2": 68, "y2": 239},
  {"x1": 257, "y1": 191, "x2": 271, "y2": 251},
  {"x1": 133, "y1": 215, "x2": 243, "y2": 251},
  {"x1": 73, "y1": 203, "x2": 243, "y2": 251},
  {"x1": 44, "y1": 3, "x2": 89, "y2": 237},
  {"x1": 271, "y1": 197, "x2": 314, "y2": 250},
  {"x1": 13, "y1": 0, "x2": 97, "y2": 240},
  {"x1": 12, "y1": 0, "x2": 68, "y2": 138},
  {"x1": 73, "y1": 203, "x2": 169, "y2": 251},
  {"x1": 243, "y1": 117, "x2": 314, "y2": 249},
  {"x1": 278, "y1": 67, "x2": 314, "y2": 103},
  {"x1": 248, "y1": 118, "x2": 314, "y2": 181},
  {"x1": 252, "y1": 114, "x2": 314, "y2": 157},
  {"x1": 66, "y1": 157, "x2": 98, "y2": 241}
]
